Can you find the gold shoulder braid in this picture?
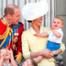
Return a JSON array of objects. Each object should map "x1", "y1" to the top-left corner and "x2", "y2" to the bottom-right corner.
[
  {"x1": 0, "y1": 18, "x2": 11, "y2": 40},
  {"x1": 0, "y1": 26, "x2": 10, "y2": 40},
  {"x1": 0, "y1": 18, "x2": 12, "y2": 48}
]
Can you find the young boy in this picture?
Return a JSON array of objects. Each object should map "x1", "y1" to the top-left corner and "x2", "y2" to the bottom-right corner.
[
  {"x1": 47, "y1": 16, "x2": 64, "y2": 55},
  {"x1": 0, "y1": 48, "x2": 17, "y2": 66},
  {"x1": 47, "y1": 16, "x2": 64, "y2": 66}
]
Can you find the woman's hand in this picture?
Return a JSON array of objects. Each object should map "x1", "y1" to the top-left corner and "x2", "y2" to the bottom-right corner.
[
  {"x1": 52, "y1": 49, "x2": 62, "y2": 55},
  {"x1": 42, "y1": 49, "x2": 53, "y2": 58},
  {"x1": 5, "y1": 49, "x2": 14, "y2": 61}
]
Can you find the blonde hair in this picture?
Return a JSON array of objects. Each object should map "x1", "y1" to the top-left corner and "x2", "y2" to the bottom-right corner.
[{"x1": 55, "y1": 16, "x2": 64, "y2": 25}]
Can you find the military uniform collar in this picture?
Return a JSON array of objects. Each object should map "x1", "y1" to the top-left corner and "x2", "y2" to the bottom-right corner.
[{"x1": 1, "y1": 17, "x2": 8, "y2": 25}]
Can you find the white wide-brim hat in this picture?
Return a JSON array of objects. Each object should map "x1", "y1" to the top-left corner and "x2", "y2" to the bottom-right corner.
[{"x1": 22, "y1": 0, "x2": 48, "y2": 20}]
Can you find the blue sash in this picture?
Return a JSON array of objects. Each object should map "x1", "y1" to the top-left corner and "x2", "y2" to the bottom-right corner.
[
  {"x1": 0, "y1": 22, "x2": 21, "y2": 48},
  {"x1": 0, "y1": 34, "x2": 11, "y2": 48}
]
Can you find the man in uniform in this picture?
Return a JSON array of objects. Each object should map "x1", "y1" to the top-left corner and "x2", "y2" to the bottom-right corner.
[{"x1": 0, "y1": 4, "x2": 24, "y2": 64}]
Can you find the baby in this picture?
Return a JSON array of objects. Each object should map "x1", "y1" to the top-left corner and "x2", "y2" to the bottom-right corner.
[{"x1": 0, "y1": 48, "x2": 17, "y2": 66}]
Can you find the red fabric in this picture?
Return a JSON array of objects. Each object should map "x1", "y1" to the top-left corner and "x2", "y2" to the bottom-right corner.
[
  {"x1": 17, "y1": 23, "x2": 24, "y2": 54},
  {"x1": 0, "y1": 19, "x2": 7, "y2": 35},
  {"x1": 8, "y1": 23, "x2": 24, "y2": 55}
]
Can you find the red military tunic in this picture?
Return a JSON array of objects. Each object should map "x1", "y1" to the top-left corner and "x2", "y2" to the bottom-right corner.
[
  {"x1": 0, "y1": 18, "x2": 24, "y2": 63},
  {"x1": 8, "y1": 22, "x2": 24, "y2": 63},
  {"x1": 0, "y1": 19, "x2": 12, "y2": 48}
]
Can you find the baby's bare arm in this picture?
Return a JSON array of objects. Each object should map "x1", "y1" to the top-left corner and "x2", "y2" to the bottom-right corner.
[
  {"x1": 52, "y1": 30, "x2": 62, "y2": 38},
  {"x1": 34, "y1": 32, "x2": 48, "y2": 38}
]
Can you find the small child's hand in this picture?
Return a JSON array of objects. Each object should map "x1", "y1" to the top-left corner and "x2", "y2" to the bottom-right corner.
[
  {"x1": 52, "y1": 29, "x2": 56, "y2": 33},
  {"x1": 0, "y1": 55, "x2": 4, "y2": 66},
  {"x1": 52, "y1": 29, "x2": 61, "y2": 38},
  {"x1": 0, "y1": 49, "x2": 7, "y2": 62},
  {"x1": 7, "y1": 49, "x2": 14, "y2": 60},
  {"x1": 0, "y1": 54, "x2": 4, "y2": 62}
]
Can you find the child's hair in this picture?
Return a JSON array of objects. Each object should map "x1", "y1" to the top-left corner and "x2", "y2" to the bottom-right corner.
[{"x1": 55, "y1": 16, "x2": 64, "y2": 25}]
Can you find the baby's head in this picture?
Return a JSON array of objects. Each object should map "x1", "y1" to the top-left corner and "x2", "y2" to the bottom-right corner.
[
  {"x1": 51, "y1": 16, "x2": 64, "y2": 29},
  {"x1": 0, "y1": 48, "x2": 10, "y2": 60}
]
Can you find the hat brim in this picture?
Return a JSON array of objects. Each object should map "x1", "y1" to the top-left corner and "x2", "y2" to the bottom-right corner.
[{"x1": 22, "y1": 1, "x2": 48, "y2": 20}]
